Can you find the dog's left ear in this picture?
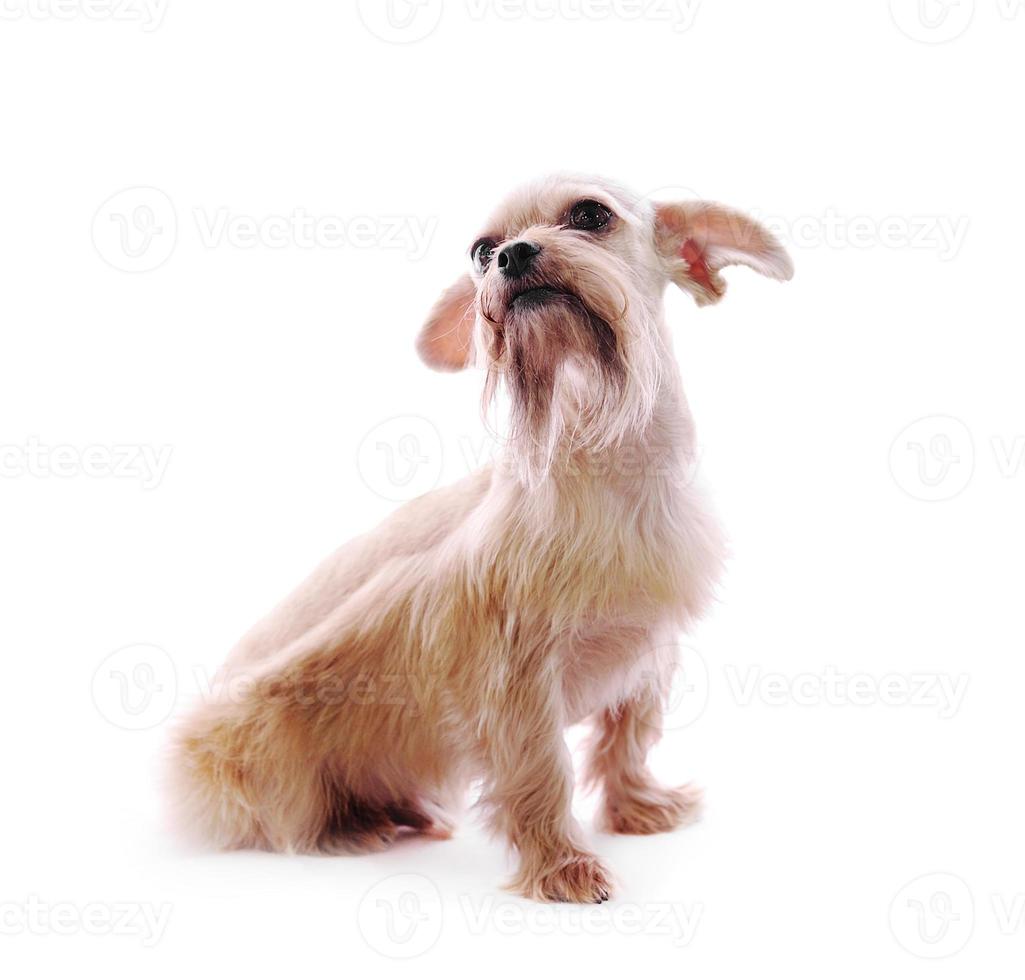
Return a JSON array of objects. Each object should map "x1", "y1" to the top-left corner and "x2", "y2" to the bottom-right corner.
[
  {"x1": 654, "y1": 201, "x2": 793, "y2": 306},
  {"x1": 416, "y1": 274, "x2": 477, "y2": 371}
]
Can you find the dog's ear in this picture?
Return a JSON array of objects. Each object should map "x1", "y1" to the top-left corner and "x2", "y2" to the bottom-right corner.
[
  {"x1": 416, "y1": 274, "x2": 477, "y2": 371},
  {"x1": 654, "y1": 201, "x2": 793, "y2": 306}
]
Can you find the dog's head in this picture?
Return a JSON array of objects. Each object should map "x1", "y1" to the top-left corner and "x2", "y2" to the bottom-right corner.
[{"x1": 417, "y1": 175, "x2": 792, "y2": 472}]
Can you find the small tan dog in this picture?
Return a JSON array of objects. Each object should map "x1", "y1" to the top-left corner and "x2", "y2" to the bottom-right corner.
[{"x1": 170, "y1": 174, "x2": 792, "y2": 902}]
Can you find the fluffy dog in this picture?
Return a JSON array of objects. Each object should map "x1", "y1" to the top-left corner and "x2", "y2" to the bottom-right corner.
[{"x1": 169, "y1": 174, "x2": 792, "y2": 902}]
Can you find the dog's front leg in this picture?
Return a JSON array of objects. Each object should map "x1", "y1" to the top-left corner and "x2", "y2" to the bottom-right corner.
[
  {"x1": 585, "y1": 686, "x2": 703, "y2": 835},
  {"x1": 479, "y1": 655, "x2": 612, "y2": 903}
]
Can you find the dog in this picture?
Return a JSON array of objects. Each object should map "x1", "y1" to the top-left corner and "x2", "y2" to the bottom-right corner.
[{"x1": 169, "y1": 174, "x2": 792, "y2": 903}]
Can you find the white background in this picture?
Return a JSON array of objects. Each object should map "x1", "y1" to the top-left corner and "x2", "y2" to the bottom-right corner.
[{"x1": 1, "y1": 0, "x2": 1023, "y2": 976}]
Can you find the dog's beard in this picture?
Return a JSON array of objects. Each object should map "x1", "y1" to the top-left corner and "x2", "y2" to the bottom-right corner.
[
  {"x1": 481, "y1": 290, "x2": 629, "y2": 483},
  {"x1": 476, "y1": 240, "x2": 668, "y2": 485}
]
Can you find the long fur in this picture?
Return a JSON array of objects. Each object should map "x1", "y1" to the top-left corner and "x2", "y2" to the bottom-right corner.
[{"x1": 167, "y1": 173, "x2": 791, "y2": 903}]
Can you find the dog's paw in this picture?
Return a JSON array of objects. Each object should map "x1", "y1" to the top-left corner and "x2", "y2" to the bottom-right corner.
[
  {"x1": 601, "y1": 783, "x2": 703, "y2": 835},
  {"x1": 512, "y1": 851, "x2": 613, "y2": 904}
]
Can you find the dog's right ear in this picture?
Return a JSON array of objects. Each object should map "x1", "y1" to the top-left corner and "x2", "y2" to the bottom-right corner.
[{"x1": 416, "y1": 274, "x2": 477, "y2": 371}]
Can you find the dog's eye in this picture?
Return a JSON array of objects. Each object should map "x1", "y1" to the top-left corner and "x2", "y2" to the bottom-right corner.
[
  {"x1": 472, "y1": 238, "x2": 497, "y2": 271},
  {"x1": 569, "y1": 200, "x2": 613, "y2": 231}
]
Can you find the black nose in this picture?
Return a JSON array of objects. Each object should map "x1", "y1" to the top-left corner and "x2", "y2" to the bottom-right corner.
[{"x1": 498, "y1": 240, "x2": 541, "y2": 279}]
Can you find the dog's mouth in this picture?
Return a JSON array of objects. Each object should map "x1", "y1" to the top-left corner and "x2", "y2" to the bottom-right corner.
[{"x1": 508, "y1": 285, "x2": 567, "y2": 310}]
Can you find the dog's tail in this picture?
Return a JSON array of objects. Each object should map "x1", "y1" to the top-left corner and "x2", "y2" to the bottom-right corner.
[{"x1": 163, "y1": 695, "x2": 272, "y2": 852}]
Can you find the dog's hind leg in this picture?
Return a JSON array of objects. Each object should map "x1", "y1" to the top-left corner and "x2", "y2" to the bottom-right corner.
[
  {"x1": 315, "y1": 774, "x2": 455, "y2": 854},
  {"x1": 583, "y1": 679, "x2": 703, "y2": 835}
]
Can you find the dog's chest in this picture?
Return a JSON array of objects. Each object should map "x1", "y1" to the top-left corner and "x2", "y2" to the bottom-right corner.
[
  {"x1": 560, "y1": 620, "x2": 676, "y2": 723},
  {"x1": 554, "y1": 474, "x2": 720, "y2": 619},
  {"x1": 549, "y1": 477, "x2": 723, "y2": 721}
]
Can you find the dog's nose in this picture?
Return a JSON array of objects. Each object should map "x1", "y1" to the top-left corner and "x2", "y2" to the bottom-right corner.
[{"x1": 498, "y1": 240, "x2": 541, "y2": 279}]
